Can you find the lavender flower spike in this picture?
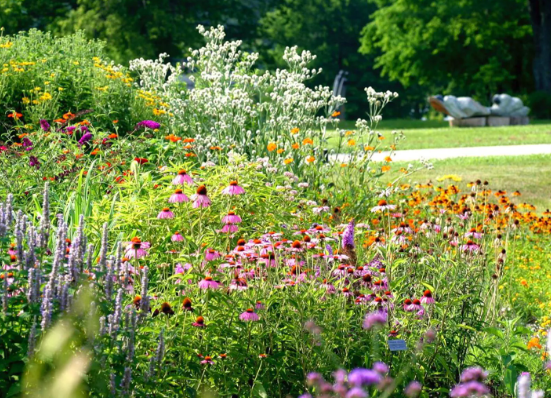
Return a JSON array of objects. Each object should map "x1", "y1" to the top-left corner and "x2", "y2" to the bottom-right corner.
[{"x1": 342, "y1": 219, "x2": 357, "y2": 265}]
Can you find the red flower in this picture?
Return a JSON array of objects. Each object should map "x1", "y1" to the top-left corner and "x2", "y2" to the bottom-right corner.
[{"x1": 134, "y1": 157, "x2": 148, "y2": 164}]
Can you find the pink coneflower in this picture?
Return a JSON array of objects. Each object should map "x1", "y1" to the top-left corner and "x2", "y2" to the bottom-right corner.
[
  {"x1": 221, "y1": 224, "x2": 239, "y2": 233},
  {"x1": 461, "y1": 240, "x2": 480, "y2": 253},
  {"x1": 205, "y1": 249, "x2": 220, "y2": 261},
  {"x1": 200, "y1": 355, "x2": 214, "y2": 365},
  {"x1": 222, "y1": 180, "x2": 245, "y2": 195},
  {"x1": 420, "y1": 290, "x2": 435, "y2": 304},
  {"x1": 125, "y1": 237, "x2": 150, "y2": 259},
  {"x1": 255, "y1": 301, "x2": 265, "y2": 310},
  {"x1": 403, "y1": 299, "x2": 415, "y2": 312},
  {"x1": 172, "y1": 169, "x2": 193, "y2": 185},
  {"x1": 222, "y1": 211, "x2": 242, "y2": 224},
  {"x1": 172, "y1": 231, "x2": 184, "y2": 242},
  {"x1": 406, "y1": 299, "x2": 423, "y2": 312},
  {"x1": 239, "y1": 308, "x2": 259, "y2": 321},
  {"x1": 192, "y1": 316, "x2": 206, "y2": 327},
  {"x1": 464, "y1": 228, "x2": 483, "y2": 239},
  {"x1": 169, "y1": 189, "x2": 189, "y2": 203},
  {"x1": 198, "y1": 276, "x2": 220, "y2": 289},
  {"x1": 158, "y1": 207, "x2": 175, "y2": 219},
  {"x1": 192, "y1": 185, "x2": 211, "y2": 208},
  {"x1": 371, "y1": 199, "x2": 397, "y2": 213},
  {"x1": 259, "y1": 252, "x2": 277, "y2": 267}
]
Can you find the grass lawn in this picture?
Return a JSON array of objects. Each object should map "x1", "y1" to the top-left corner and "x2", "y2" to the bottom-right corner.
[
  {"x1": 382, "y1": 154, "x2": 551, "y2": 211},
  {"x1": 328, "y1": 119, "x2": 551, "y2": 150}
]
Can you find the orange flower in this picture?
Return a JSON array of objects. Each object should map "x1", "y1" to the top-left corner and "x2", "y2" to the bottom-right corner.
[
  {"x1": 267, "y1": 142, "x2": 277, "y2": 152},
  {"x1": 183, "y1": 138, "x2": 195, "y2": 143},
  {"x1": 290, "y1": 127, "x2": 300, "y2": 134},
  {"x1": 527, "y1": 337, "x2": 542, "y2": 350},
  {"x1": 306, "y1": 156, "x2": 315, "y2": 163},
  {"x1": 364, "y1": 146, "x2": 374, "y2": 151},
  {"x1": 183, "y1": 145, "x2": 194, "y2": 150},
  {"x1": 284, "y1": 158, "x2": 293, "y2": 165},
  {"x1": 54, "y1": 118, "x2": 65, "y2": 123},
  {"x1": 165, "y1": 134, "x2": 182, "y2": 142},
  {"x1": 90, "y1": 149, "x2": 100, "y2": 155},
  {"x1": 344, "y1": 131, "x2": 354, "y2": 136},
  {"x1": 302, "y1": 138, "x2": 313, "y2": 145},
  {"x1": 210, "y1": 146, "x2": 222, "y2": 150},
  {"x1": 292, "y1": 143, "x2": 299, "y2": 149},
  {"x1": 385, "y1": 156, "x2": 392, "y2": 162},
  {"x1": 7, "y1": 112, "x2": 23, "y2": 119},
  {"x1": 347, "y1": 139, "x2": 356, "y2": 146},
  {"x1": 108, "y1": 133, "x2": 118, "y2": 139},
  {"x1": 382, "y1": 166, "x2": 391, "y2": 172},
  {"x1": 331, "y1": 111, "x2": 341, "y2": 117},
  {"x1": 277, "y1": 148, "x2": 284, "y2": 154},
  {"x1": 185, "y1": 153, "x2": 196, "y2": 157},
  {"x1": 113, "y1": 120, "x2": 119, "y2": 124},
  {"x1": 341, "y1": 163, "x2": 347, "y2": 167},
  {"x1": 79, "y1": 120, "x2": 91, "y2": 126},
  {"x1": 63, "y1": 112, "x2": 75, "y2": 120}
]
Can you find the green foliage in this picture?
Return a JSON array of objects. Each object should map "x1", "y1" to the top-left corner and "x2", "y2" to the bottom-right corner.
[
  {"x1": 526, "y1": 90, "x2": 551, "y2": 119},
  {"x1": 360, "y1": 0, "x2": 534, "y2": 100}
]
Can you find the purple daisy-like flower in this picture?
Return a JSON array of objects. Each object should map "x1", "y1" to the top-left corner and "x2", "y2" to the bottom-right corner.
[
  {"x1": 39, "y1": 119, "x2": 50, "y2": 132},
  {"x1": 404, "y1": 381, "x2": 422, "y2": 398},
  {"x1": 198, "y1": 276, "x2": 221, "y2": 290},
  {"x1": 222, "y1": 180, "x2": 245, "y2": 195},
  {"x1": 222, "y1": 211, "x2": 242, "y2": 224},
  {"x1": 168, "y1": 189, "x2": 189, "y2": 203},
  {"x1": 157, "y1": 207, "x2": 175, "y2": 219},
  {"x1": 172, "y1": 170, "x2": 193, "y2": 185},
  {"x1": 172, "y1": 232, "x2": 184, "y2": 242},
  {"x1": 221, "y1": 224, "x2": 238, "y2": 233},
  {"x1": 450, "y1": 381, "x2": 489, "y2": 397},
  {"x1": 239, "y1": 308, "x2": 259, "y2": 322},
  {"x1": 460, "y1": 367, "x2": 488, "y2": 383}
]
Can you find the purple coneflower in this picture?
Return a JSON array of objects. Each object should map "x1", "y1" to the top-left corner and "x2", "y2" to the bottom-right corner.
[
  {"x1": 370, "y1": 199, "x2": 397, "y2": 213},
  {"x1": 255, "y1": 301, "x2": 265, "y2": 310},
  {"x1": 420, "y1": 290, "x2": 435, "y2": 304},
  {"x1": 168, "y1": 189, "x2": 189, "y2": 203},
  {"x1": 136, "y1": 120, "x2": 161, "y2": 130},
  {"x1": 221, "y1": 224, "x2": 238, "y2": 233},
  {"x1": 460, "y1": 367, "x2": 488, "y2": 382},
  {"x1": 450, "y1": 381, "x2": 489, "y2": 397},
  {"x1": 192, "y1": 185, "x2": 211, "y2": 208},
  {"x1": 172, "y1": 232, "x2": 184, "y2": 242},
  {"x1": 222, "y1": 211, "x2": 242, "y2": 224},
  {"x1": 172, "y1": 170, "x2": 193, "y2": 185},
  {"x1": 198, "y1": 276, "x2": 220, "y2": 290},
  {"x1": 200, "y1": 355, "x2": 214, "y2": 365},
  {"x1": 125, "y1": 238, "x2": 150, "y2": 259},
  {"x1": 157, "y1": 207, "x2": 174, "y2": 219},
  {"x1": 40, "y1": 119, "x2": 50, "y2": 132},
  {"x1": 205, "y1": 249, "x2": 220, "y2": 261},
  {"x1": 461, "y1": 240, "x2": 480, "y2": 253},
  {"x1": 239, "y1": 308, "x2": 259, "y2": 321},
  {"x1": 222, "y1": 180, "x2": 245, "y2": 195},
  {"x1": 192, "y1": 316, "x2": 206, "y2": 327}
]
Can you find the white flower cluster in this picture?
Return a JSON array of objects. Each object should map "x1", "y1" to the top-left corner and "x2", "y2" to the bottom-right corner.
[{"x1": 129, "y1": 25, "x2": 345, "y2": 162}]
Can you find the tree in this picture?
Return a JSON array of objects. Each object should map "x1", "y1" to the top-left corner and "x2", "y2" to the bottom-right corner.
[
  {"x1": 360, "y1": 0, "x2": 534, "y2": 102},
  {"x1": 528, "y1": 0, "x2": 551, "y2": 93}
]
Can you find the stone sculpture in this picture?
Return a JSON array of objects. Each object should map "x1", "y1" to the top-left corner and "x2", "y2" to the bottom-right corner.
[{"x1": 490, "y1": 94, "x2": 530, "y2": 117}]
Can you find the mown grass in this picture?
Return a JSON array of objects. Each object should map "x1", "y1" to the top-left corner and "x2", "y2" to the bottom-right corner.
[
  {"x1": 328, "y1": 119, "x2": 551, "y2": 150},
  {"x1": 382, "y1": 154, "x2": 551, "y2": 211}
]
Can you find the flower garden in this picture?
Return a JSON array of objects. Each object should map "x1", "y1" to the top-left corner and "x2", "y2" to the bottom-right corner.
[{"x1": 1, "y1": 27, "x2": 551, "y2": 398}]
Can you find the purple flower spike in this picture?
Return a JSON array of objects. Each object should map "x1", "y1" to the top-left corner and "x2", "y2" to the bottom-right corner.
[
  {"x1": 78, "y1": 132, "x2": 93, "y2": 145},
  {"x1": 136, "y1": 120, "x2": 161, "y2": 130},
  {"x1": 348, "y1": 368, "x2": 382, "y2": 387},
  {"x1": 40, "y1": 119, "x2": 50, "y2": 132}
]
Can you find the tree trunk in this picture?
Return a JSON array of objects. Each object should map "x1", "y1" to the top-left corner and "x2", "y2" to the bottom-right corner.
[{"x1": 528, "y1": 0, "x2": 551, "y2": 93}]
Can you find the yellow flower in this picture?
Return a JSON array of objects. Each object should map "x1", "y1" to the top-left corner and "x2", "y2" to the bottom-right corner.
[
  {"x1": 306, "y1": 156, "x2": 315, "y2": 163},
  {"x1": 290, "y1": 127, "x2": 300, "y2": 134},
  {"x1": 0, "y1": 41, "x2": 13, "y2": 49},
  {"x1": 381, "y1": 165, "x2": 391, "y2": 172},
  {"x1": 267, "y1": 143, "x2": 277, "y2": 152},
  {"x1": 284, "y1": 158, "x2": 293, "y2": 165},
  {"x1": 153, "y1": 108, "x2": 166, "y2": 116},
  {"x1": 39, "y1": 92, "x2": 52, "y2": 101},
  {"x1": 364, "y1": 146, "x2": 374, "y2": 151},
  {"x1": 347, "y1": 139, "x2": 356, "y2": 147},
  {"x1": 22, "y1": 97, "x2": 30, "y2": 104}
]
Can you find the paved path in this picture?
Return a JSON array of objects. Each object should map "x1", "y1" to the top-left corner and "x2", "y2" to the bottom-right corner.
[{"x1": 334, "y1": 144, "x2": 551, "y2": 162}]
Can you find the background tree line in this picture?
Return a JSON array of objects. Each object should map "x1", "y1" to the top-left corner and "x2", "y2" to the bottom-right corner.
[{"x1": 1, "y1": 0, "x2": 549, "y2": 119}]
